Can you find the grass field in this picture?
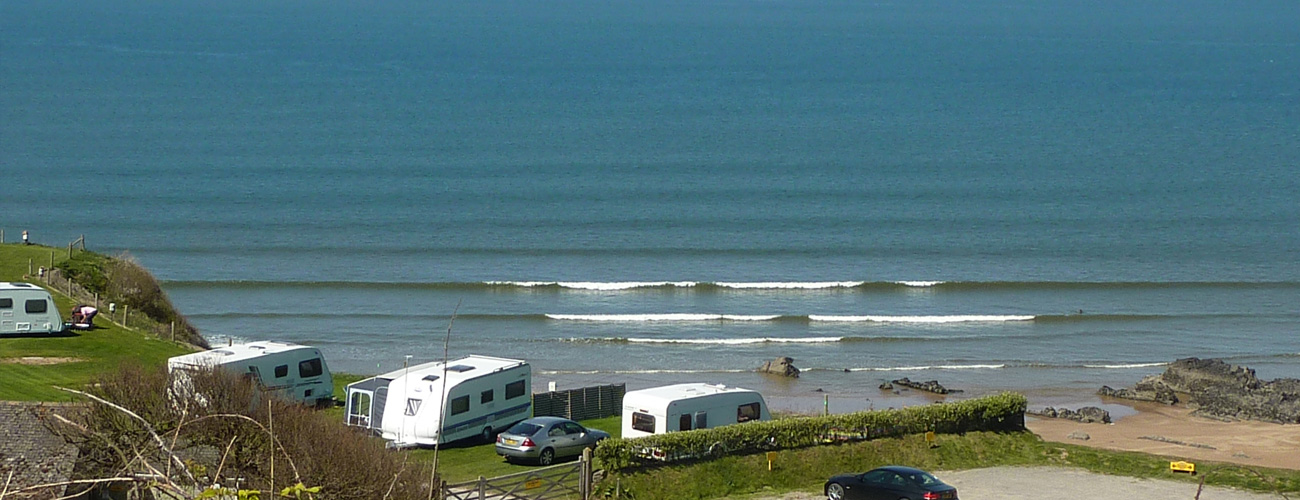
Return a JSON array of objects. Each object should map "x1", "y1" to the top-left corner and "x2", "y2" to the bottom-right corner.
[{"x1": 0, "y1": 243, "x2": 194, "y2": 400}]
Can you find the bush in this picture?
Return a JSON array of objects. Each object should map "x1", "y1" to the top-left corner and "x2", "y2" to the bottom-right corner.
[
  {"x1": 594, "y1": 392, "x2": 1027, "y2": 471},
  {"x1": 60, "y1": 365, "x2": 433, "y2": 499}
]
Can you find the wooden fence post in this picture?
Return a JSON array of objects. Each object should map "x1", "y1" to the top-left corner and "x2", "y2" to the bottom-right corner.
[
  {"x1": 171, "y1": 322, "x2": 175, "y2": 342},
  {"x1": 477, "y1": 476, "x2": 486, "y2": 500},
  {"x1": 581, "y1": 447, "x2": 593, "y2": 500}
]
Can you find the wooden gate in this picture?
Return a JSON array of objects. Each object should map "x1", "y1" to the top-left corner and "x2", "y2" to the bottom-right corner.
[{"x1": 441, "y1": 450, "x2": 593, "y2": 500}]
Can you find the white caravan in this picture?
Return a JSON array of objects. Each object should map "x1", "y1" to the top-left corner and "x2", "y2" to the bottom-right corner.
[
  {"x1": 344, "y1": 355, "x2": 531, "y2": 447},
  {"x1": 0, "y1": 282, "x2": 64, "y2": 335},
  {"x1": 622, "y1": 383, "x2": 771, "y2": 438},
  {"x1": 166, "y1": 341, "x2": 334, "y2": 407}
]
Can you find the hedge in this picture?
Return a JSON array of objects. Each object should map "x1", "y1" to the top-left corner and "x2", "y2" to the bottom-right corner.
[{"x1": 594, "y1": 392, "x2": 1027, "y2": 471}]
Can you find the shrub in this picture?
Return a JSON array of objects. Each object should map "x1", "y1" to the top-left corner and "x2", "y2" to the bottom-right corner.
[
  {"x1": 594, "y1": 392, "x2": 1027, "y2": 471},
  {"x1": 59, "y1": 364, "x2": 433, "y2": 499}
]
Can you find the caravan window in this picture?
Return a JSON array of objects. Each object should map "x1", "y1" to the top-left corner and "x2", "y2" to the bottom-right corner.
[
  {"x1": 274, "y1": 365, "x2": 288, "y2": 378},
  {"x1": 25, "y1": 299, "x2": 47, "y2": 313},
  {"x1": 298, "y1": 358, "x2": 323, "y2": 378},
  {"x1": 480, "y1": 389, "x2": 494, "y2": 404},
  {"x1": 678, "y1": 414, "x2": 691, "y2": 431},
  {"x1": 0, "y1": 298, "x2": 11, "y2": 308},
  {"x1": 405, "y1": 398, "x2": 422, "y2": 416},
  {"x1": 505, "y1": 380, "x2": 526, "y2": 399},
  {"x1": 632, "y1": 412, "x2": 656, "y2": 433},
  {"x1": 450, "y1": 395, "x2": 470, "y2": 415},
  {"x1": 737, "y1": 403, "x2": 761, "y2": 422}
]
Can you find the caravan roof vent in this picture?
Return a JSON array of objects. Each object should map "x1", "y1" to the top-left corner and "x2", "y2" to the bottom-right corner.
[
  {"x1": 421, "y1": 375, "x2": 440, "y2": 382},
  {"x1": 446, "y1": 365, "x2": 476, "y2": 373},
  {"x1": 211, "y1": 350, "x2": 234, "y2": 356},
  {"x1": 249, "y1": 345, "x2": 267, "y2": 349}
]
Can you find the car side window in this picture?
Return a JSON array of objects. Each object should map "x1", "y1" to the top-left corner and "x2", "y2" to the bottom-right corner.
[
  {"x1": 888, "y1": 473, "x2": 908, "y2": 486},
  {"x1": 861, "y1": 470, "x2": 891, "y2": 484},
  {"x1": 563, "y1": 422, "x2": 585, "y2": 435},
  {"x1": 548, "y1": 425, "x2": 566, "y2": 437}
]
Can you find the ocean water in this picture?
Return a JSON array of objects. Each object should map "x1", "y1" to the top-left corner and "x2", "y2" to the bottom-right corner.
[{"x1": 4, "y1": 0, "x2": 1299, "y2": 412}]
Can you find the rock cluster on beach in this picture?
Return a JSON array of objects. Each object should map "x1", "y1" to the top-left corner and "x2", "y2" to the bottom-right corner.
[
  {"x1": 1097, "y1": 375, "x2": 1179, "y2": 405},
  {"x1": 890, "y1": 377, "x2": 962, "y2": 395},
  {"x1": 756, "y1": 357, "x2": 800, "y2": 378},
  {"x1": 1028, "y1": 406, "x2": 1111, "y2": 424},
  {"x1": 1100, "y1": 357, "x2": 1300, "y2": 424}
]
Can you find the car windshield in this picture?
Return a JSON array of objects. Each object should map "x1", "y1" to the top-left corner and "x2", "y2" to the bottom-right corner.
[{"x1": 507, "y1": 423, "x2": 542, "y2": 436}]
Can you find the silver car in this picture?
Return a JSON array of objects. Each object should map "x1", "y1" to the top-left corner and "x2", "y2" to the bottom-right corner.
[{"x1": 495, "y1": 416, "x2": 611, "y2": 465}]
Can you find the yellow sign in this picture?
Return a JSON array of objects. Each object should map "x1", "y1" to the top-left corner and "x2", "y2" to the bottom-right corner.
[
  {"x1": 524, "y1": 479, "x2": 543, "y2": 489},
  {"x1": 1170, "y1": 461, "x2": 1196, "y2": 474},
  {"x1": 925, "y1": 431, "x2": 937, "y2": 448},
  {"x1": 766, "y1": 451, "x2": 777, "y2": 471}
]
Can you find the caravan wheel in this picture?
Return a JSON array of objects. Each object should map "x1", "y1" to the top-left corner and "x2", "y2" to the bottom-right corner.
[{"x1": 481, "y1": 426, "x2": 493, "y2": 443}]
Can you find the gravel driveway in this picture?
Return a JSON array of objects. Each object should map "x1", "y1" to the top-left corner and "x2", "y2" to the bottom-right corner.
[{"x1": 739, "y1": 467, "x2": 1287, "y2": 500}]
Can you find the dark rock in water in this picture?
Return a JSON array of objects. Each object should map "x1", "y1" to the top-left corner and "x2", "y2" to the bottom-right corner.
[
  {"x1": 878, "y1": 381, "x2": 893, "y2": 391},
  {"x1": 891, "y1": 377, "x2": 962, "y2": 395},
  {"x1": 1028, "y1": 406, "x2": 1110, "y2": 424},
  {"x1": 756, "y1": 356, "x2": 800, "y2": 378},
  {"x1": 1105, "y1": 358, "x2": 1300, "y2": 424},
  {"x1": 1075, "y1": 406, "x2": 1111, "y2": 424}
]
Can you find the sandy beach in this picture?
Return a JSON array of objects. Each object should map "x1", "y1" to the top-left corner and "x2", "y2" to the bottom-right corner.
[{"x1": 1027, "y1": 400, "x2": 1300, "y2": 471}]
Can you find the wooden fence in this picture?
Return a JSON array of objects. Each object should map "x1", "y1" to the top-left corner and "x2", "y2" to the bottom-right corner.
[
  {"x1": 441, "y1": 450, "x2": 594, "y2": 500},
  {"x1": 533, "y1": 384, "x2": 625, "y2": 421}
]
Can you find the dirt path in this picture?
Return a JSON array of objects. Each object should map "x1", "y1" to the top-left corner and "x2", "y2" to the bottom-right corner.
[{"x1": 738, "y1": 466, "x2": 1285, "y2": 500}]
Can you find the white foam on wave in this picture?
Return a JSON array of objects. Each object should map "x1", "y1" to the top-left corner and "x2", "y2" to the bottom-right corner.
[
  {"x1": 896, "y1": 281, "x2": 945, "y2": 287},
  {"x1": 626, "y1": 337, "x2": 845, "y2": 345},
  {"x1": 809, "y1": 315, "x2": 1035, "y2": 323},
  {"x1": 846, "y1": 364, "x2": 1007, "y2": 372},
  {"x1": 489, "y1": 281, "x2": 697, "y2": 290},
  {"x1": 714, "y1": 281, "x2": 864, "y2": 289},
  {"x1": 546, "y1": 313, "x2": 780, "y2": 322},
  {"x1": 1083, "y1": 362, "x2": 1168, "y2": 369}
]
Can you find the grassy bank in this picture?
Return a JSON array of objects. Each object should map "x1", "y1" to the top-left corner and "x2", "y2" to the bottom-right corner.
[
  {"x1": 0, "y1": 243, "x2": 194, "y2": 400},
  {"x1": 609, "y1": 430, "x2": 1300, "y2": 499}
]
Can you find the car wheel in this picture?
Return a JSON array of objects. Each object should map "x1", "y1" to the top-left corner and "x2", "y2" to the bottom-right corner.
[
  {"x1": 538, "y1": 448, "x2": 555, "y2": 466},
  {"x1": 826, "y1": 482, "x2": 845, "y2": 500},
  {"x1": 481, "y1": 427, "x2": 493, "y2": 443}
]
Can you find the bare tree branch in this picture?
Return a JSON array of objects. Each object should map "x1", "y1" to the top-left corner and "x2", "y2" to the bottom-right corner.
[{"x1": 54, "y1": 386, "x2": 199, "y2": 486}]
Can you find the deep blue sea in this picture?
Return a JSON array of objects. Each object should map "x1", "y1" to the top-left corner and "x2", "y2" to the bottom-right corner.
[{"x1": 4, "y1": 0, "x2": 1299, "y2": 412}]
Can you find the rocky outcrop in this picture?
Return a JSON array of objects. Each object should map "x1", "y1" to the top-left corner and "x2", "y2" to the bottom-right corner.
[
  {"x1": 1029, "y1": 406, "x2": 1112, "y2": 424},
  {"x1": 1098, "y1": 375, "x2": 1178, "y2": 405},
  {"x1": 1102, "y1": 358, "x2": 1300, "y2": 424},
  {"x1": 756, "y1": 357, "x2": 800, "y2": 378},
  {"x1": 891, "y1": 378, "x2": 962, "y2": 395}
]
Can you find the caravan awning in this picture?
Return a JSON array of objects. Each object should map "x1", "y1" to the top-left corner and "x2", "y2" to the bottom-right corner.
[{"x1": 347, "y1": 377, "x2": 391, "y2": 393}]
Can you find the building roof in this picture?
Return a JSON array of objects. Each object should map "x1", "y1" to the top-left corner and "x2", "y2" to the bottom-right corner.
[
  {"x1": 0, "y1": 402, "x2": 80, "y2": 496},
  {"x1": 168, "y1": 341, "x2": 314, "y2": 367}
]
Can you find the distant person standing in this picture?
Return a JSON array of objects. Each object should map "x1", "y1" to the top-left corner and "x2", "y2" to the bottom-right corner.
[{"x1": 22, "y1": 230, "x2": 30, "y2": 245}]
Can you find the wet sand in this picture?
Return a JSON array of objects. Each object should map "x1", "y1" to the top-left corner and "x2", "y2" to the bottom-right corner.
[{"x1": 1027, "y1": 400, "x2": 1300, "y2": 471}]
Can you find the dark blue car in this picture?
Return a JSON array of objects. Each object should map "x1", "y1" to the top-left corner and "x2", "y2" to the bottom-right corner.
[{"x1": 825, "y1": 466, "x2": 958, "y2": 500}]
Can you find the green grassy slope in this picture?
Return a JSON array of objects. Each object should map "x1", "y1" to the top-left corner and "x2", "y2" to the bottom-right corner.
[{"x1": 0, "y1": 243, "x2": 193, "y2": 401}]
